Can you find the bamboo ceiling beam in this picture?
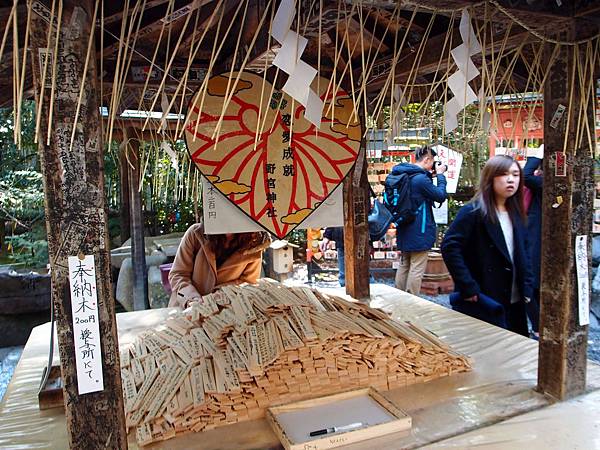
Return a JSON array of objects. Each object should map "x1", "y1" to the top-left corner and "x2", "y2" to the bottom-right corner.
[
  {"x1": 365, "y1": 25, "x2": 532, "y2": 92},
  {"x1": 178, "y1": 0, "x2": 239, "y2": 53},
  {"x1": 102, "y1": 0, "x2": 214, "y2": 59},
  {"x1": 348, "y1": 16, "x2": 388, "y2": 54},
  {"x1": 371, "y1": 8, "x2": 424, "y2": 33},
  {"x1": 102, "y1": 0, "x2": 171, "y2": 26}
]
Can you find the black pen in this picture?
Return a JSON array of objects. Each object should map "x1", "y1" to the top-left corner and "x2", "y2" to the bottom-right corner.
[{"x1": 309, "y1": 422, "x2": 363, "y2": 437}]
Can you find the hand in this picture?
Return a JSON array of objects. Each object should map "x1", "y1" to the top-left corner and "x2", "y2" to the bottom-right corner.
[
  {"x1": 184, "y1": 296, "x2": 202, "y2": 309},
  {"x1": 319, "y1": 238, "x2": 330, "y2": 253},
  {"x1": 435, "y1": 162, "x2": 447, "y2": 175},
  {"x1": 464, "y1": 295, "x2": 478, "y2": 302}
]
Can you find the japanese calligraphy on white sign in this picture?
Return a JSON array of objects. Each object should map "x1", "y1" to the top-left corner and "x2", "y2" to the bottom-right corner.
[
  {"x1": 432, "y1": 144, "x2": 463, "y2": 194},
  {"x1": 433, "y1": 201, "x2": 448, "y2": 224},
  {"x1": 68, "y1": 255, "x2": 104, "y2": 394},
  {"x1": 575, "y1": 235, "x2": 590, "y2": 326},
  {"x1": 202, "y1": 176, "x2": 344, "y2": 234}
]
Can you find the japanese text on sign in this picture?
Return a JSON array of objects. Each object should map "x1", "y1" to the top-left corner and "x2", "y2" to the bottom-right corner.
[
  {"x1": 202, "y1": 176, "x2": 344, "y2": 234},
  {"x1": 68, "y1": 255, "x2": 104, "y2": 394},
  {"x1": 575, "y1": 235, "x2": 590, "y2": 326},
  {"x1": 431, "y1": 144, "x2": 463, "y2": 194}
]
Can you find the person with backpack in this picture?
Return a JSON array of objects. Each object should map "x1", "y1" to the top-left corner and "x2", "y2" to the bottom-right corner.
[{"x1": 388, "y1": 145, "x2": 448, "y2": 295}]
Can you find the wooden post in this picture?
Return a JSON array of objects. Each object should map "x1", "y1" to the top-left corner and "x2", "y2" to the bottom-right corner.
[
  {"x1": 343, "y1": 145, "x2": 371, "y2": 301},
  {"x1": 29, "y1": 1, "x2": 127, "y2": 447},
  {"x1": 119, "y1": 144, "x2": 131, "y2": 245},
  {"x1": 126, "y1": 128, "x2": 149, "y2": 310},
  {"x1": 537, "y1": 38, "x2": 594, "y2": 400}
]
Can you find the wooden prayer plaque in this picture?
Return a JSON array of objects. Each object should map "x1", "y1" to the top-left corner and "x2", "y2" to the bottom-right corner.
[{"x1": 184, "y1": 71, "x2": 361, "y2": 238}]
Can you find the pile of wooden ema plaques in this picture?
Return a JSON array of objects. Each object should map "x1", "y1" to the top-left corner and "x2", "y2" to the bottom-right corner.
[{"x1": 120, "y1": 282, "x2": 471, "y2": 446}]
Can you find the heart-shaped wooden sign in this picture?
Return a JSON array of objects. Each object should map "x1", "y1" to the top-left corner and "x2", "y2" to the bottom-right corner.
[{"x1": 184, "y1": 71, "x2": 361, "y2": 239}]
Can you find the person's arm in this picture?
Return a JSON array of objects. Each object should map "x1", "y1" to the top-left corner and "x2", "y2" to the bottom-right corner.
[
  {"x1": 238, "y1": 254, "x2": 263, "y2": 284},
  {"x1": 417, "y1": 173, "x2": 448, "y2": 203},
  {"x1": 523, "y1": 157, "x2": 543, "y2": 193},
  {"x1": 441, "y1": 205, "x2": 480, "y2": 299},
  {"x1": 169, "y1": 226, "x2": 202, "y2": 307}
]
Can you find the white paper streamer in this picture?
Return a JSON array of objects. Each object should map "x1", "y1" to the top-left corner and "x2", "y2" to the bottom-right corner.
[
  {"x1": 459, "y1": 10, "x2": 482, "y2": 56},
  {"x1": 271, "y1": 0, "x2": 295, "y2": 44},
  {"x1": 283, "y1": 60, "x2": 317, "y2": 106},
  {"x1": 272, "y1": 31, "x2": 308, "y2": 73},
  {"x1": 270, "y1": 0, "x2": 324, "y2": 127},
  {"x1": 450, "y1": 44, "x2": 479, "y2": 81},
  {"x1": 305, "y1": 90, "x2": 324, "y2": 128},
  {"x1": 444, "y1": 8, "x2": 482, "y2": 134}
]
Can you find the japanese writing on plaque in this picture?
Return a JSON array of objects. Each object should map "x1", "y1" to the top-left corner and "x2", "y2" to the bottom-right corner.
[
  {"x1": 575, "y1": 235, "x2": 590, "y2": 326},
  {"x1": 68, "y1": 255, "x2": 104, "y2": 394}
]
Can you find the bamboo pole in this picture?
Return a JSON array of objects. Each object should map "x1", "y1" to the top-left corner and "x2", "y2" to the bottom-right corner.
[
  {"x1": 69, "y1": 0, "x2": 100, "y2": 151},
  {"x1": 33, "y1": 0, "x2": 55, "y2": 144},
  {"x1": 46, "y1": 0, "x2": 63, "y2": 146},
  {"x1": 191, "y1": 0, "x2": 239, "y2": 142}
]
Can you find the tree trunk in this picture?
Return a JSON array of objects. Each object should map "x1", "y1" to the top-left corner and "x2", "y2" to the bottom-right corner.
[
  {"x1": 343, "y1": 145, "x2": 371, "y2": 301},
  {"x1": 29, "y1": 1, "x2": 127, "y2": 447},
  {"x1": 119, "y1": 144, "x2": 131, "y2": 245},
  {"x1": 537, "y1": 37, "x2": 594, "y2": 400},
  {"x1": 126, "y1": 128, "x2": 149, "y2": 311}
]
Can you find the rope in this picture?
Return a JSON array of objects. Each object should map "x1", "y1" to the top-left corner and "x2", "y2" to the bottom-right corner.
[
  {"x1": 403, "y1": 0, "x2": 600, "y2": 45},
  {"x1": 401, "y1": 0, "x2": 486, "y2": 13},
  {"x1": 103, "y1": 27, "x2": 195, "y2": 94},
  {"x1": 489, "y1": 0, "x2": 600, "y2": 45}
]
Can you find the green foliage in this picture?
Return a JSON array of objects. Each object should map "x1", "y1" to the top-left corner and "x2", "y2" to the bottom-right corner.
[
  {"x1": 287, "y1": 228, "x2": 306, "y2": 248},
  {"x1": 436, "y1": 197, "x2": 466, "y2": 246},
  {"x1": 5, "y1": 222, "x2": 48, "y2": 268},
  {"x1": 150, "y1": 199, "x2": 198, "y2": 235},
  {"x1": 0, "y1": 102, "x2": 49, "y2": 268},
  {"x1": 0, "y1": 170, "x2": 45, "y2": 221},
  {"x1": 379, "y1": 101, "x2": 490, "y2": 189}
]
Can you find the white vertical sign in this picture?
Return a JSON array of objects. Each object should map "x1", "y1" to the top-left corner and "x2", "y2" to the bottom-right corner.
[
  {"x1": 433, "y1": 200, "x2": 448, "y2": 225},
  {"x1": 432, "y1": 144, "x2": 463, "y2": 194},
  {"x1": 575, "y1": 235, "x2": 590, "y2": 326},
  {"x1": 68, "y1": 255, "x2": 104, "y2": 394}
]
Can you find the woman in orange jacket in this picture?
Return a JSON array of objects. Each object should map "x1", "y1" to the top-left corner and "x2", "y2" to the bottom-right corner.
[{"x1": 168, "y1": 222, "x2": 270, "y2": 308}]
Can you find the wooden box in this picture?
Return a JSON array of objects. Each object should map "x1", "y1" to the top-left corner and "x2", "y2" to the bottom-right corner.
[
  {"x1": 266, "y1": 388, "x2": 411, "y2": 450},
  {"x1": 38, "y1": 365, "x2": 64, "y2": 410}
]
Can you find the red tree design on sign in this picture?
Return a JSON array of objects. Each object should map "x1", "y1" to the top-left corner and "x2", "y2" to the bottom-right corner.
[{"x1": 185, "y1": 71, "x2": 361, "y2": 238}]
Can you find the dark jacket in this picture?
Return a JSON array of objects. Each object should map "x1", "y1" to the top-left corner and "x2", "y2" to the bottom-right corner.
[
  {"x1": 523, "y1": 157, "x2": 542, "y2": 288},
  {"x1": 323, "y1": 227, "x2": 344, "y2": 250},
  {"x1": 441, "y1": 202, "x2": 534, "y2": 307},
  {"x1": 393, "y1": 163, "x2": 447, "y2": 252}
]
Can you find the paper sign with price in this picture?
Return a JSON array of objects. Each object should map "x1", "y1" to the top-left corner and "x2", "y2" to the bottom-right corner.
[{"x1": 68, "y1": 255, "x2": 104, "y2": 395}]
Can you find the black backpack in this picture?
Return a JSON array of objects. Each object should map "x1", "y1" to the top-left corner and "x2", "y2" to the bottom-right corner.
[{"x1": 383, "y1": 172, "x2": 416, "y2": 226}]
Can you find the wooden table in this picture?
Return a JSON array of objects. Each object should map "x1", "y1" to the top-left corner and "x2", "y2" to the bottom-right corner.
[{"x1": 1, "y1": 284, "x2": 599, "y2": 449}]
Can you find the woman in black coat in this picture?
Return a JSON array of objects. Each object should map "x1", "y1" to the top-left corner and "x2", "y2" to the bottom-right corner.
[{"x1": 441, "y1": 155, "x2": 533, "y2": 337}]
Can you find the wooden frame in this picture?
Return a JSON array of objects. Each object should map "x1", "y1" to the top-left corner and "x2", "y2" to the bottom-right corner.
[{"x1": 266, "y1": 387, "x2": 411, "y2": 450}]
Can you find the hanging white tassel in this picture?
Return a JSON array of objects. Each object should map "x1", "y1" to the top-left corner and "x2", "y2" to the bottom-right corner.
[
  {"x1": 270, "y1": 0, "x2": 324, "y2": 127},
  {"x1": 444, "y1": 8, "x2": 482, "y2": 134}
]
